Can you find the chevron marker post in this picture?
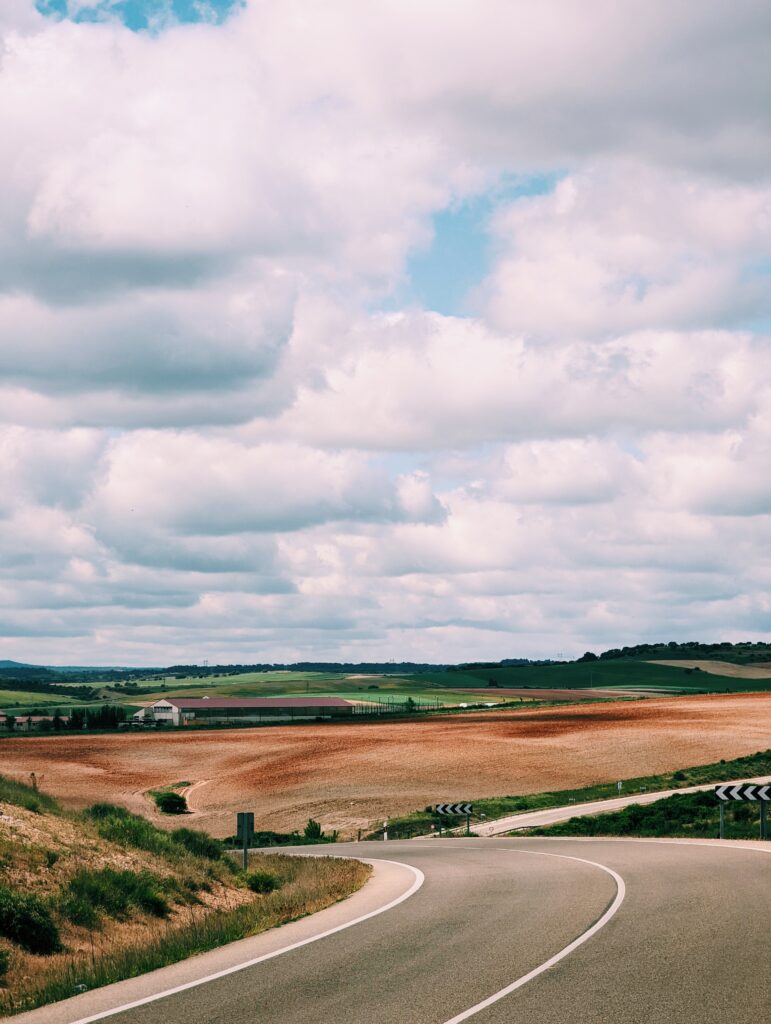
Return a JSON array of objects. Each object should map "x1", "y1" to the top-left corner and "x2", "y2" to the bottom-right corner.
[
  {"x1": 714, "y1": 783, "x2": 770, "y2": 840},
  {"x1": 714, "y1": 784, "x2": 771, "y2": 801}
]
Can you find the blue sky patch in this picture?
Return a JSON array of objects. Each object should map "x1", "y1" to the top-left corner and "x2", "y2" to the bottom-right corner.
[
  {"x1": 37, "y1": 0, "x2": 242, "y2": 32},
  {"x1": 397, "y1": 172, "x2": 561, "y2": 317}
]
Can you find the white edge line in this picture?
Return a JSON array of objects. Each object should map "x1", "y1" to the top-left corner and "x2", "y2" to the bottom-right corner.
[
  {"x1": 440, "y1": 848, "x2": 626, "y2": 1024},
  {"x1": 68, "y1": 858, "x2": 424, "y2": 1024}
]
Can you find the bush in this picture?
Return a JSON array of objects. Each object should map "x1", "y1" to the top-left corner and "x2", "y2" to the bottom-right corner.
[
  {"x1": 0, "y1": 948, "x2": 10, "y2": 981},
  {"x1": 153, "y1": 792, "x2": 188, "y2": 815},
  {"x1": 0, "y1": 887, "x2": 61, "y2": 954},
  {"x1": 171, "y1": 828, "x2": 222, "y2": 861},
  {"x1": 85, "y1": 806, "x2": 176, "y2": 858},
  {"x1": 87, "y1": 802, "x2": 131, "y2": 821},
  {"x1": 245, "y1": 871, "x2": 279, "y2": 894},
  {"x1": 63, "y1": 868, "x2": 169, "y2": 923},
  {"x1": 303, "y1": 819, "x2": 323, "y2": 840}
]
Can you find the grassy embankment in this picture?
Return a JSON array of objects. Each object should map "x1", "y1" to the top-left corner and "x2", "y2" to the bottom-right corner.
[
  {"x1": 370, "y1": 749, "x2": 771, "y2": 840},
  {"x1": 525, "y1": 790, "x2": 767, "y2": 840},
  {"x1": 0, "y1": 777, "x2": 369, "y2": 1015}
]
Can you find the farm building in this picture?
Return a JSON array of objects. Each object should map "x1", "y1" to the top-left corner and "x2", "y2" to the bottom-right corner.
[
  {"x1": 133, "y1": 696, "x2": 354, "y2": 727},
  {"x1": 0, "y1": 713, "x2": 70, "y2": 732}
]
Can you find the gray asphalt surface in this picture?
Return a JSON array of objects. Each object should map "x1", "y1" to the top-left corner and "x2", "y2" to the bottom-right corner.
[{"x1": 27, "y1": 837, "x2": 771, "y2": 1024}]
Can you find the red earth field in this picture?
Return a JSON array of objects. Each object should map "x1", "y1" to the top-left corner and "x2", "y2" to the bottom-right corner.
[{"x1": 1, "y1": 692, "x2": 769, "y2": 838}]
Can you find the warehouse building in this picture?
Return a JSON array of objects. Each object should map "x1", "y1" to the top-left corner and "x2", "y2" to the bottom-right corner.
[{"x1": 133, "y1": 695, "x2": 354, "y2": 727}]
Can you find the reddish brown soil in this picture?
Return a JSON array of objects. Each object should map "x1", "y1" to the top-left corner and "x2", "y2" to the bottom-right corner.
[{"x1": 2, "y1": 693, "x2": 769, "y2": 838}]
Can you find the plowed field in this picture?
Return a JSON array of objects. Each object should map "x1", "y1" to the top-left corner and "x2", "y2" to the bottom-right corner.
[{"x1": 2, "y1": 692, "x2": 769, "y2": 838}]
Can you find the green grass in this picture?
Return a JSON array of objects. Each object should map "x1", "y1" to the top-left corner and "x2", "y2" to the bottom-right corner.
[
  {"x1": 526, "y1": 790, "x2": 766, "y2": 840},
  {"x1": 61, "y1": 867, "x2": 172, "y2": 926},
  {"x1": 117, "y1": 661, "x2": 771, "y2": 706},
  {"x1": 0, "y1": 774, "x2": 61, "y2": 814},
  {"x1": 436, "y1": 661, "x2": 771, "y2": 692},
  {"x1": 0, "y1": 689, "x2": 79, "y2": 706},
  {"x1": 6, "y1": 853, "x2": 369, "y2": 1015},
  {"x1": 85, "y1": 803, "x2": 185, "y2": 859},
  {"x1": 372, "y1": 748, "x2": 771, "y2": 839},
  {"x1": 0, "y1": 886, "x2": 62, "y2": 954}
]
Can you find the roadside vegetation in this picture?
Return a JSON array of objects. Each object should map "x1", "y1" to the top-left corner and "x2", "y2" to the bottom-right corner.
[
  {"x1": 225, "y1": 817, "x2": 339, "y2": 849},
  {"x1": 369, "y1": 748, "x2": 771, "y2": 839},
  {"x1": 525, "y1": 790, "x2": 766, "y2": 840},
  {"x1": 0, "y1": 776, "x2": 369, "y2": 1015}
]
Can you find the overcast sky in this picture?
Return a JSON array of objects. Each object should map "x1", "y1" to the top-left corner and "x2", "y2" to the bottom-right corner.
[{"x1": 2, "y1": 1, "x2": 771, "y2": 665}]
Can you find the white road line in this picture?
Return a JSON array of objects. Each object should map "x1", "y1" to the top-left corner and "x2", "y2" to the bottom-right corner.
[
  {"x1": 441, "y1": 848, "x2": 626, "y2": 1024},
  {"x1": 68, "y1": 858, "x2": 424, "y2": 1024}
]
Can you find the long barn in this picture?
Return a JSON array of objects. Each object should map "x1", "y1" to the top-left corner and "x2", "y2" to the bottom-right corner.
[{"x1": 133, "y1": 696, "x2": 354, "y2": 727}]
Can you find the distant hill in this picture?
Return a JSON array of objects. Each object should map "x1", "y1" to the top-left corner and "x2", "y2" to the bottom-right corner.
[
  {"x1": 581, "y1": 641, "x2": 771, "y2": 665},
  {"x1": 0, "y1": 660, "x2": 34, "y2": 669}
]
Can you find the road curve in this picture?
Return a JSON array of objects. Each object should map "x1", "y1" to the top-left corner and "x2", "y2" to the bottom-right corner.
[
  {"x1": 16, "y1": 837, "x2": 771, "y2": 1024},
  {"x1": 471, "y1": 774, "x2": 771, "y2": 835}
]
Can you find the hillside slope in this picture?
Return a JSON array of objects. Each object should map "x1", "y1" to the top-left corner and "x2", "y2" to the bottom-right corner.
[{"x1": 0, "y1": 778, "x2": 368, "y2": 1015}]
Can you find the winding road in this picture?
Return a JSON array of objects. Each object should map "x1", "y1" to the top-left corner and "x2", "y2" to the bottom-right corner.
[{"x1": 23, "y1": 836, "x2": 771, "y2": 1024}]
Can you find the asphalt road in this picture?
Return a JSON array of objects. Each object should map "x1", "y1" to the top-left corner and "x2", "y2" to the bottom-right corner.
[
  {"x1": 24, "y1": 837, "x2": 771, "y2": 1024},
  {"x1": 471, "y1": 774, "x2": 771, "y2": 835}
]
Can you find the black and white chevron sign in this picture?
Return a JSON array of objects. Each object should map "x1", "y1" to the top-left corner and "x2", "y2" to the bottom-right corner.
[
  {"x1": 715, "y1": 783, "x2": 771, "y2": 801},
  {"x1": 435, "y1": 803, "x2": 473, "y2": 815}
]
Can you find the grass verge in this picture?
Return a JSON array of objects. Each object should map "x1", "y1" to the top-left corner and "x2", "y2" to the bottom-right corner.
[
  {"x1": 371, "y1": 748, "x2": 771, "y2": 839},
  {"x1": 8, "y1": 853, "x2": 369, "y2": 1015},
  {"x1": 0, "y1": 776, "x2": 370, "y2": 1016},
  {"x1": 524, "y1": 790, "x2": 767, "y2": 840}
]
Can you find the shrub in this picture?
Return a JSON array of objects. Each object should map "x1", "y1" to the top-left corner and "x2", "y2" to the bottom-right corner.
[
  {"x1": 0, "y1": 887, "x2": 62, "y2": 954},
  {"x1": 63, "y1": 868, "x2": 169, "y2": 923},
  {"x1": 60, "y1": 895, "x2": 99, "y2": 929},
  {"x1": 86, "y1": 802, "x2": 131, "y2": 821},
  {"x1": 303, "y1": 819, "x2": 323, "y2": 840},
  {"x1": 245, "y1": 871, "x2": 279, "y2": 894},
  {"x1": 171, "y1": 828, "x2": 222, "y2": 861},
  {"x1": 153, "y1": 792, "x2": 188, "y2": 815},
  {"x1": 0, "y1": 948, "x2": 10, "y2": 981},
  {"x1": 85, "y1": 806, "x2": 176, "y2": 858}
]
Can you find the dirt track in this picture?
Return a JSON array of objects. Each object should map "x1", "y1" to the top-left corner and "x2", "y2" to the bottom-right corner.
[{"x1": 2, "y1": 693, "x2": 769, "y2": 837}]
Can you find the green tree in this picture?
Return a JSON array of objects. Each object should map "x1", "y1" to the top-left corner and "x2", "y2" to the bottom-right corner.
[
  {"x1": 69, "y1": 708, "x2": 85, "y2": 731},
  {"x1": 303, "y1": 818, "x2": 323, "y2": 840}
]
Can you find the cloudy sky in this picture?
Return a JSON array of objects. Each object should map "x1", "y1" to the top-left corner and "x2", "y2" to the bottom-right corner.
[{"x1": 2, "y1": 1, "x2": 771, "y2": 665}]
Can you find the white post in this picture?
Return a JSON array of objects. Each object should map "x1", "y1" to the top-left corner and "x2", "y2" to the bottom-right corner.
[{"x1": 383, "y1": 819, "x2": 388, "y2": 841}]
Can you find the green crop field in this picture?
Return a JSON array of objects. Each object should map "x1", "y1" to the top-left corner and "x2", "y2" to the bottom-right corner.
[
  {"x1": 111, "y1": 671, "x2": 527, "y2": 707},
  {"x1": 428, "y1": 660, "x2": 771, "y2": 692},
  {"x1": 93, "y1": 657, "x2": 771, "y2": 709},
  {"x1": 0, "y1": 689, "x2": 80, "y2": 707}
]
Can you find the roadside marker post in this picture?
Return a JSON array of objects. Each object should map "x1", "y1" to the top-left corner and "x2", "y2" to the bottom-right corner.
[
  {"x1": 383, "y1": 819, "x2": 388, "y2": 842},
  {"x1": 435, "y1": 803, "x2": 474, "y2": 837},
  {"x1": 237, "y1": 812, "x2": 254, "y2": 870},
  {"x1": 715, "y1": 784, "x2": 771, "y2": 840}
]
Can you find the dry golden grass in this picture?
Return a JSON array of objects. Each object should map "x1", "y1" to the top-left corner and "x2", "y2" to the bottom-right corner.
[{"x1": 0, "y1": 799, "x2": 369, "y2": 1015}]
